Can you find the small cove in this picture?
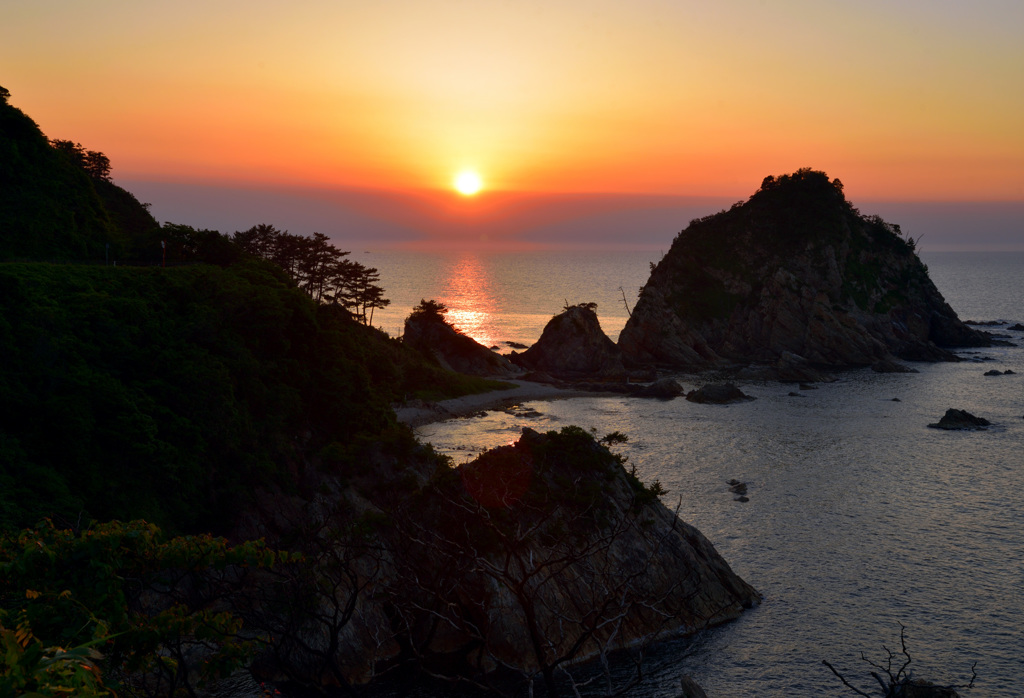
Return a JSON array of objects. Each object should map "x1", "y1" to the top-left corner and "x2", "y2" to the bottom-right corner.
[{"x1": 396, "y1": 250, "x2": 1024, "y2": 696}]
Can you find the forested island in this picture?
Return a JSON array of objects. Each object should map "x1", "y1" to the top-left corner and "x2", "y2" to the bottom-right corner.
[{"x1": 0, "y1": 87, "x2": 759, "y2": 696}]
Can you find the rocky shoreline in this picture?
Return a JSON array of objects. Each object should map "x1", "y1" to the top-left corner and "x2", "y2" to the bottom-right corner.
[{"x1": 393, "y1": 379, "x2": 611, "y2": 427}]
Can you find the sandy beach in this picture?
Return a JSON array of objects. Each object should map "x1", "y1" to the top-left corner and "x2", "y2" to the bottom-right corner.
[{"x1": 392, "y1": 380, "x2": 601, "y2": 428}]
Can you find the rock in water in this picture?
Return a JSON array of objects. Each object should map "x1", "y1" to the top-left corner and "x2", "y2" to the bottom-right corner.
[
  {"x1": 404, "y1": 301, "x2": 518, "y2": 377},
  {"x1": 679, "y1": 675, "x2": 709, "y2": 698},
  {"x1": 928, "y1": 408, "x2": 991, "y2": 430},
  {"x1": 618, "y1": 169, "x2": 990, "y2": 372},
  {"x1": 513, "y1": 303, "x2": 625, "y2": 379},
  {"x1": 630, "y1": 377, "x2": 685, "y2": 399},
  {"x1": 686, "y1": 383, "x2": 755, "y2": 404}
]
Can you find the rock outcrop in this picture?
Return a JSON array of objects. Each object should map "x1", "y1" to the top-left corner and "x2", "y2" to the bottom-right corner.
[
  {"x1": 618, "y1": 169, "x2": 990, "y2": 374},
  {"x1": 403, "y1": 301, "x2": 517, "y2": 377},
  {"x1": 245, "y1": 428, "x2": 759, "y2": 691},
  {"x1": 512, "y1": 303, "x2": 625, "y2": 379},
  {"x1": 630, "y1": 377, "x2": 685, "y2": 399},
  {"x1": 928, "y1": 408, "x2": 991, "y2": 430},
  {"x1": 686, "y1": 383, "x2": 755, "y2": 404}
]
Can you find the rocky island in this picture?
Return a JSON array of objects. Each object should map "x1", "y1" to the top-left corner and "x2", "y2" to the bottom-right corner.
[{"x1": 618, "y1": 169, "x2": 991, "y2": 377}]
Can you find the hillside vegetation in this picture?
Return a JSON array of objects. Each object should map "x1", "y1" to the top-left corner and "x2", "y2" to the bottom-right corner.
[{"x1": 0, "y1": 86, "x2": 158, "y2": 261}]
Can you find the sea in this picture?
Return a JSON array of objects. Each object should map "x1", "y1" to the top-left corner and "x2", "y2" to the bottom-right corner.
[{"x1": 351, "y1": 249, "x2": 1024, "y2": 697}]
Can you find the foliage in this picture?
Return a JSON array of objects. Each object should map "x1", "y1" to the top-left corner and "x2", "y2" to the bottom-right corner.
[
  {"x1": 408, "y1": 298, "x2": 449, "y2": 320},
  {"x1": 0, "y1": 519, "x2": 289, "y2": 697},
  {"x1": 0, "y1": 98, "x2": 119, "y2": 261},
  {"x1": 232, "y1": 224, "x2": 390, "y2": 324},
  {"x1": 0, "y1": 262, "x2": 394, "y2": 532},
  {"x1": 49, "y1": 139, "x2": 112, "y2": 182}
]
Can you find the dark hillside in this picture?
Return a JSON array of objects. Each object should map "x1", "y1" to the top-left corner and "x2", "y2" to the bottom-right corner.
[
  {"x1": 0, "y1": 87, "x2": 157, "y2": 261},
  {"x1": 0, "y1": 261, "x2": 395, "y2": 531}
]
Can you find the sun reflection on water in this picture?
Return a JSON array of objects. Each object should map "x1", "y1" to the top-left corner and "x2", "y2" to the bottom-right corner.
[{"x1": 441, "y1": 255, "x2": 499, "y2": 348}]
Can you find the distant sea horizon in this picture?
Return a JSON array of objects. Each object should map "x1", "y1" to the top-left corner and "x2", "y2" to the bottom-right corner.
[{"x1": 124, "y1": 177, "x2": 1024, "y2": 255}]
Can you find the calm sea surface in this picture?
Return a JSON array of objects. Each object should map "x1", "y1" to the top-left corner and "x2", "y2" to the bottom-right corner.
[{"x1": 357, "y1": 250, "x2": 1024, "y2": 697}]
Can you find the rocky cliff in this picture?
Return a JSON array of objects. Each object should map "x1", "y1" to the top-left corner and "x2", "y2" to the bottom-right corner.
[
  {"x1": 618, "y1": 169, "x2": 990, "y2": 373},
  {"x1": 245, "y1": 427, "x2": 759, "y2": 693},
  {"x1": 403, "y1": 300, "x2": 518, "y2": 377},
  {"x1": 513, "y1": 303, "x2": 626, "y2": 379}
]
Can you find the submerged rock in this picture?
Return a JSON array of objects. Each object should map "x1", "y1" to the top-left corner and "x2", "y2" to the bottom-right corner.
[
  {"x1": 619, "y1": 169, "x2": 990, "y2": 374},
  {"x1": 928, "y1": 409, "x2": 991, "y2": 431},
  {"x1": 686, "y1": 383, "x2": 755, "y2": 404}
]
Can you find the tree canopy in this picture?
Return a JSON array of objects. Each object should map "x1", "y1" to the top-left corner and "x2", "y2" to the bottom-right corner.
[
  {"x1": 232, "y1": 224, "x2": 390, "y2": 324},
  {"x1": 49, "y1": 139, "x2": 112, "y2": 181}
]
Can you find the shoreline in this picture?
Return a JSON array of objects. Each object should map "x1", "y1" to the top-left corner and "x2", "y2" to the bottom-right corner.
[{"x1": 393, "y1": 379, "x2": 603, "y2": 428}]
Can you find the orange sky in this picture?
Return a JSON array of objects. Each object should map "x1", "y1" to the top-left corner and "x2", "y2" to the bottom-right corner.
[{"x1": 4, "y1": 1, "x2": 1024, "y2": 247}]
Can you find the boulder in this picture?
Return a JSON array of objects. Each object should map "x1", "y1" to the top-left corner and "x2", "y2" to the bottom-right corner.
[
  {"x1": 1008, "y1": 323, "x2": 1024, "y2": 331},
  {"x1": 686, "y1": 383, "x2": 755, "y2": 404},
  {"x1": 618, "y1": 169, "x2": 990, "y2": 374},
  {"x1": 630, "y1": 378, "x2": 685, "y2": 399},
  {"x1": 404, "y1": 304, "x2": 518, "y2": 377},
  {"x1": 984, "y1": 369, "x2": 1004, "y2": 376},
  {"x1": 927, "y1": 409, "x2": 991, "y2": 431},
  {"x1": 678, "y1": 675, "x2": 709, "y2": 698},
  {"x1": 513, "y1": 303, "x2": 625, "y2": 379}
]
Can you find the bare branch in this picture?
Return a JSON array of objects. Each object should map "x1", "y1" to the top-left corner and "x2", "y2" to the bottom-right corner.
[{"x1": 821, "y1": 660, "x2": 874, "y2": 697}]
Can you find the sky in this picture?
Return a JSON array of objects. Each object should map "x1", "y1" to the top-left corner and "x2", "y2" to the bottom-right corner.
[{"x1": 5, "y1": 0, "x2": 1024, "y2": 250}]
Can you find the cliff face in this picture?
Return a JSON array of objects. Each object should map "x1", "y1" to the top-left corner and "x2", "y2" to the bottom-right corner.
[
  {"x1": 619, "y1": 169, "x2": 989, "y2": 370},
  {"x1": 245, "y1": 427, "x2": 759, "y2": 691}
]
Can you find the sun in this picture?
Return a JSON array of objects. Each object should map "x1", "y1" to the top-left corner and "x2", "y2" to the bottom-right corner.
[{"x1": 454, "y1": 170, "x2": 483, "y2": 196}]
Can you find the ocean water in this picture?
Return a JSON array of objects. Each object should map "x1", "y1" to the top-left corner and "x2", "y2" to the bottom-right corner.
[
  {"x1": 371, "y1": 249, "x2": 1024, "y2": 696},
  {"x1": 353, "y1": 248, "x2": 657, "y2": 346}
]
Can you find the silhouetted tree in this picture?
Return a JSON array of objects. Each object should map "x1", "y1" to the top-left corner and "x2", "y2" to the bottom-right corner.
[
  {"x1": 823, "y1": 624, "x2": 977, "y2": 697},
  {"x1": 232, "y1": 224, "x2": 389, "y2": 324},
  {"x1": 409, "y1": 299, "x2": 449, "y2": 319},
  {"x1": 49, "y1": 139, "x2": 112, "y2": 181}
]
